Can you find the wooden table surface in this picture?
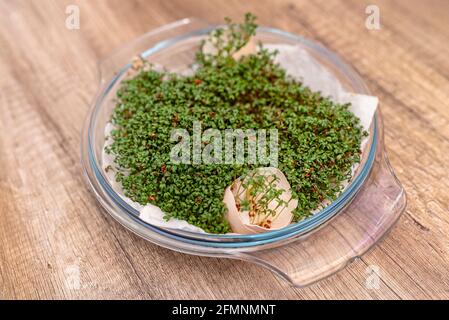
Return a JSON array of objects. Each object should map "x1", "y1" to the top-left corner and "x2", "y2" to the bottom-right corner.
[{"x1": 1, "y1": 0, "x2": 449, "y2": 300}]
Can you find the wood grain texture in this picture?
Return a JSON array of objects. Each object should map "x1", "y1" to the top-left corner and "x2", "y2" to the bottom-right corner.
[{"x1": 0, "y1": 0, "x2": 448, "y2": 299}]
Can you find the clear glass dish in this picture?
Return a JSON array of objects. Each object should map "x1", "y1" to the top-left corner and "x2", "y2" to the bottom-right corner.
[{"x1": 81, "y1": 18, "x2": 406, "y2": 286}]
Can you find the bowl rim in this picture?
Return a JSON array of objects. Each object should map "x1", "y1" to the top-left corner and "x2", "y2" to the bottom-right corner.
[{"x1": 82, "y1": 20, "x2": 378, "y2": 247}]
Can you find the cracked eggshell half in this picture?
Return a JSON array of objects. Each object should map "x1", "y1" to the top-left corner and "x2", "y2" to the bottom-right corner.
[
  {"x1": 202, "y1": 34, "x2": 256, "y2": 60},
  {"x1": 224, "y1": 167, "x2": 297, "y2": 234}
]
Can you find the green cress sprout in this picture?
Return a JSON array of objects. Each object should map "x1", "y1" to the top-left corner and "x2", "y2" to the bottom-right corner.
[{"x1": 106, "y1": 13, "x2": 366, "y2": 233}]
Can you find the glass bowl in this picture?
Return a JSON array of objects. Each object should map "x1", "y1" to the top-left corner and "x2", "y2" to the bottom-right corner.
[{"x1": 81, "y1": 18, "x2": 406, "y2": 286}]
